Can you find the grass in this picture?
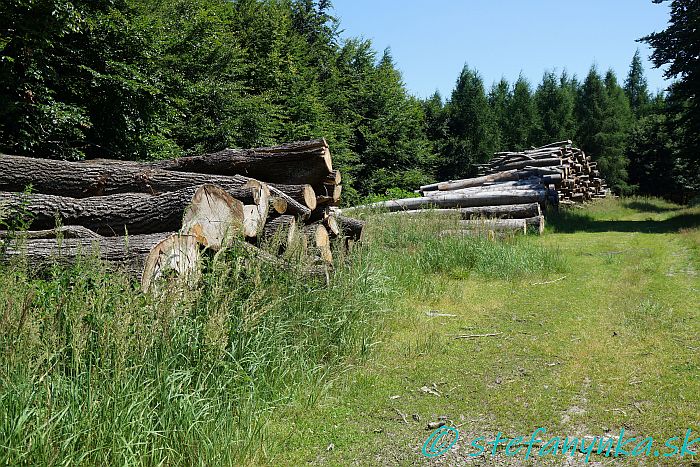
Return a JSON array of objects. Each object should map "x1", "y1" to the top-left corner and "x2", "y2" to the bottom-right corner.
[
  {"x1": 265, "y1": 197, "x2": 700, "y2": 465},
  {"x1": 0, "y1": 209, "x2": 558, "y2": 465}
]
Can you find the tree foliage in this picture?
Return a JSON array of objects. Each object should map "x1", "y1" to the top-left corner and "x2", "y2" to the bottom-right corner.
[{"x1": 0, "y1": 0, "x2": 697, "y2": 201}]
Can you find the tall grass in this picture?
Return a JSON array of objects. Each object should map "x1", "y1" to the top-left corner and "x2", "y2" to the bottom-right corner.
[{"x1": 0, "y1": 214, "x2": 561, "y2": 465}]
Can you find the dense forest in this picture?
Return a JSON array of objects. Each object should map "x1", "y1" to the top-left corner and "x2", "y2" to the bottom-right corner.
[{"x1": 1, "y1": 0, "x2": 698, "y2": 203}]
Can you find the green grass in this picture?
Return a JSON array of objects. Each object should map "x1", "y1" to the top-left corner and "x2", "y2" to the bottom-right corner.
[
  {"x1": 0, "y1": 210, "x2": 558, "y2": 465},
  {"x1": 265, "y1": 197, "x2": 700, "y2": 465}
]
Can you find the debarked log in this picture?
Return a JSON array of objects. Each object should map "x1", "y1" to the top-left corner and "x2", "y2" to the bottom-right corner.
[
  {"x1": 348, "y1": 190, "x2": 547, "y2": 212},
  {"x1": 385, "y1": 203, "x2": 541, "y2": 219}
]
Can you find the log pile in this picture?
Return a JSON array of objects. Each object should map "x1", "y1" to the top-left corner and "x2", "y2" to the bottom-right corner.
[
  {"x1": 0, "y1": 139, "x2": 364, "y2": 291},
  {"x1": 344, "y1": 140, "x2": 608, "y2": 237},
  {"x1": 472, "y1": 140, "x2": 610, "y2": 203}
]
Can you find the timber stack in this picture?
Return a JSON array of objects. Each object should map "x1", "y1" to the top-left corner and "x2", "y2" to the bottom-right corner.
[
  {"x1": 343, "y1": 140, "x2": 608, "y2": 237},
  {"x1": 0, "y1": 139, "x2": 364, "y2": 291}
]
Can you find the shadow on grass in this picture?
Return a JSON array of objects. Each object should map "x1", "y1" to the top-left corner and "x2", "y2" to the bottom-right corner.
[
  {"x1": 623, "y1": 200, "x2": 678, "y2": 213},
  {"x1": 547, "y1": 209, "x2": 700, "y2": 234}
]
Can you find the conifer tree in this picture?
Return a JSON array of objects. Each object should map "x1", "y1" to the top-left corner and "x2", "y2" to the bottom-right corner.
[
  {"x1": 440, "y1": 66, "x2": 497, "y2": 179},
  {"x1": 489, "y1": 78, "x2": 510, "y2": 150},
  {"x1": 624, "y1": 50, "x2": 650, "y2": 117},
  {"x1": 534, "y1": 71, "x2": 577, "y2": 144},
  {"x1": 505, "y1": 76, "x2": 537, "y2": 150}
]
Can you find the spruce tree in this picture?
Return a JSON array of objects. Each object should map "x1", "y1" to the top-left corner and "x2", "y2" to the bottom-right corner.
[
  {"x1": 624, "y1": 50, "x2": 650, "y2": 118},
  {"x1": 505, "y1": 75, "x2": 537, "y2": 150},
  {"x1": 599, "y1": 70, "x2": 633, "y2": 193},
  {"x1": 534, "y1": 71, "x2": 576, "y2": 144},
  {"x1": 488, "y1": 78, "x2": 510, "y2": 149},
  {"x1": 440, "y1": 66, "x2": 497, "y2": 179}
]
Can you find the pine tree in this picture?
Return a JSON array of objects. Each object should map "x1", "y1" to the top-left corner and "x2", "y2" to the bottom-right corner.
[
  {"x1": 440, "y1": 66, "x2": 497, "y2": 179},
  {"x1": 534, "y1": 71, "x2": 576, "y2": 144},
  {"x1": 505, "y1": 75, "x2": 537, "y2": 150},
  {"x1": 576, "y1": 67, "x2": 607, "y2": 154},
  {"x1": 624, "y1": 50, "x2": 650, "y2": 118},
  {"x1": 599, "y1": 70, "x2": 633, "y2": 193},
  {"x1": 488, "y1": 78, "x2": 510, "y2": 149}
]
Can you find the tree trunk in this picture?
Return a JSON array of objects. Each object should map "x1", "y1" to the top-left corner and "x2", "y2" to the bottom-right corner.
[
  {"x1": 336, "y1": 215, "x2": 365, "y2": 241},
  {"x1": 385, "y1": 203, "x2": 541, "y2": 219},
  {"x1": 303, "y1": 223, "x2": 333, "y2": 264},
  {"x1": 152, "y1": 139, "x2": 333, "y2": 186},
  {"x1": 423, "y1": 182, "x2": 543, "y2": 196},
  {"x1": 0, "y1": 184, "x2": 248, "y2": 237},
  {"x1": 260, "y1": 215, "x2": 297, "y2": 252},
  {"x1": 423, "y1": 170, "x2": 522, "y2": 192},
  {"x1": 349, "y1": 190, "x2": 546, "y2": 212},
  {"x1": 457, "y1": 218, "x2": 528, "y2": 234},
  {"x1": 180, "y1": 185, "x2": 245, "y2": 250},
  {"x1": 487, "y1": 157, "x2": 564, "y2": 172},
  {"x1": 0, "y1": 225, "x2": 101, "y2": 239},
  {"x1": 2, "y1": 232, "x2": 201, "y2": 290},
  {"x1": 458, "y1": 216, "x2": 544, "y2": 235},
  {"x1": 0, "y1": 153, "x2": 318, "y2": 218}
]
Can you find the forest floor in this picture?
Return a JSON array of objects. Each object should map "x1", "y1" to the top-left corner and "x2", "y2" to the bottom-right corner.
[{"x1": 268, "y1": 198, "x2": 700, "y2": 466}]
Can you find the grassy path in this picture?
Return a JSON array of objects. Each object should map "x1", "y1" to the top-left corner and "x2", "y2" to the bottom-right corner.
[{"x1": 268, "y1": 199, "x2": 699, "y2": 465}]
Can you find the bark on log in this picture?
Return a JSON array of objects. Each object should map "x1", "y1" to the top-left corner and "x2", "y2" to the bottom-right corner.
[
  {"x1": 303, "y1": 223, "x2": 333, "y2": 264},
  {"x1": 438, "y1": 229, "x2": 516, "y2": 240},
  {"x1": 426, "y1": 170, "x2": 521, "y2": 191},
  {"x1": 0, "y1": 154, "x2": 317, "y2": 216},
  {"x1": 488, "y1": 157, "x2": 564, "y2": 172},
  {"x1": 151, "y1": 139, "x2": 333, "y2": 186},
  {"x1": 349, "y1": 191, "x2": 546, "y2": 212},
  {"x1": 386, "y1": 203, "x2": 541, "y2": 219},
  {"x1": 336, "y1": 215, "x2": 365, "y2": 241},
  {"x1": 1, "y1": 232, "x2": 201, "y2": 291},
  {"x1": 0, "y1": 225, "x2": 101, "y2": 239},
  {"x1": 456, "y1": 219, "x2": 528, "y2": 234},
  {"x1": 261, "y1": 215, "x2": 297, "y2": 250},
  {"x1": 0, "y1": 184, "x2": 248, "y2": 237},
  {"x1": 423, "y1": 183, "x2": 543, "y2": 196}
]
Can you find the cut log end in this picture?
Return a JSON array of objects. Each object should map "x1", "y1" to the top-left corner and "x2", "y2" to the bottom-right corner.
[
  {"x1": 181, "y1": 184, "x2": 244, "y2": 251},
  {"x1": 302, "y1": 185, "x2": 318, "y2": 210},
  {"x1": 141, "y1": 234, "x2": 201, "y2": 293}
]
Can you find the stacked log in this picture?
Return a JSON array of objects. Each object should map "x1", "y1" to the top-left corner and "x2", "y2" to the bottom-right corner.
[
  {"x1": 344, "y1": 140, "x2": 608, "y2": 237},
  {"x1": 0, "y1": 140, "x2": 363, "y2": 291},
  {"x1": 472, "y1": 140, "x2": 609, "y2": 203}
]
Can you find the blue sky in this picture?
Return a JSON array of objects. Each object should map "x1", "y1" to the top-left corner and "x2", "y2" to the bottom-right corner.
[{"x1": 330, "y1": 1, "x2": 672, "y2": 99}]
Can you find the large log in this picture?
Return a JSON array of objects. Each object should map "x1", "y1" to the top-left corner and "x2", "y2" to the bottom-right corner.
[
  {"x1": 386, "y1": 203, "x2": 541, "y2": 219},
  {"x1": 424, "y1": 170, "x2": 521, "y2": 192},
  {"x1": 152, "y1": 139, "x2": 333, "y2": 186},
  {"x1": 0, "y1": 184, "x2": 248, "y2": 237},
  {"x1": 348, "y1": 190, "x2": 546, "y2": 212},
  {"x1": 459, "y1": 216, "x2": 544, "y2": 235},
  {"x1": 336, "y1": 215, "x2": 365, "y2": 241},
  {"x1": 303, "y1": 223, "x2": 333, "y2": 264},
  {"x1": 0, "y1": 154, "x2": 316, "y2": 214},
  {"x1": 1, "y1": 232, "x2": 201, "y2": 291},
  {"x1": 0, "y1": 225, "x2": 101, "y2": 239},
  {"x1": 423, "y1": 182, "x2": 543, "y2": 196},
  {"x1": 180, "y1": 185, "x2": 245, "y2": 250},
  {"x1": 487, "y1": 157, "x2": 564, "y2": 172}
]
